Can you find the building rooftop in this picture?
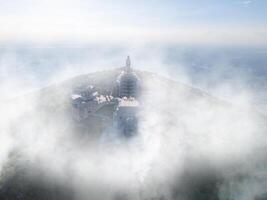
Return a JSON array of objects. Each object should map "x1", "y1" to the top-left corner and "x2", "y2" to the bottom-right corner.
[{"x1": 118, "y1": 98, "x2": 139, "y2": 107}]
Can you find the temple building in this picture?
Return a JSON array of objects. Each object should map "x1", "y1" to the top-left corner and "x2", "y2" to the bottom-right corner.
[
  {"x1": 116, "y1": 56, "x2": 140, "y2": 98},
  {"x1": 71, "y1": 56, "x2": 141, "y2": 137},
  {"x1": 114, "y1": 56, "x2": 140, "y2": 137}
]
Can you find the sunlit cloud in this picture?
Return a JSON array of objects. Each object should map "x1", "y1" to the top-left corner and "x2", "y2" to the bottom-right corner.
[
  {"x1": 0, "y1": 0, "x2": 266, "y2": 45},
  {"x1": 243, "y1": 0, "x2": 253, "y2": 5}
]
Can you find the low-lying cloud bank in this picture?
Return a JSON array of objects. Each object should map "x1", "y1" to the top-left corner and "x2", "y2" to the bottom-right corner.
[{"x1": 0, "y1": 46, "x2": 267, "y2": 200}]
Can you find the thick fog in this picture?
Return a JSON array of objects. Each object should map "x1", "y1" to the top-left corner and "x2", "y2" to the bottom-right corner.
[{"x1": 0, "y1": 44, "x2": 267, "y2": 200}]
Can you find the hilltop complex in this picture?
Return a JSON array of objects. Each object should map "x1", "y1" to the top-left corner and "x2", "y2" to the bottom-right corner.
[{"x1": 71, "y1": 56, "x2": 140, "y2": 137}]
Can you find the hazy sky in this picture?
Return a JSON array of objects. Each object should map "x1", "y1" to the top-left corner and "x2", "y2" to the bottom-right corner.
[{"x1": 0, "y1": 0, "x2": 267, "y2": 45}]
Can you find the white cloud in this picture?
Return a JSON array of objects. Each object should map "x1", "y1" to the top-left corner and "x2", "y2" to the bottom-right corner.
[
  {"x1": 0, "y1": 0, "x2": 266, "y2": 45},
  {"x1": 243, "y1": 0, "x2": 253, "y2": 5}
]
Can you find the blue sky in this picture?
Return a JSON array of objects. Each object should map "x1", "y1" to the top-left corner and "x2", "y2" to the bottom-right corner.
[
  {"x1": 0, "y1": 0, "x2": 266, "y2": 45},
  {"x1": 86, "y1": 0, "x2": 267, "y2": 26}
]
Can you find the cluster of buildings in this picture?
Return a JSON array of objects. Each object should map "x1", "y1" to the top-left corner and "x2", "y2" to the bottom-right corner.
[{"x1": 71, "y1": 56, "x2": 140, "y2": 137}]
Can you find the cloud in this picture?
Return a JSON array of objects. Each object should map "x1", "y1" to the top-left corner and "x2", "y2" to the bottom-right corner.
[
  {"x1": 0, "y1": 45, "x2": 267, "y2": 199},
  {"x1": 243, "y1": 0, "x2": 253, "y2": 5},
  {"x1": 0, "y1": 0, "x2": 266, "y2": 46},
  {"x1": 0, "y1": 23, "x2": 266, "y2": 46}
]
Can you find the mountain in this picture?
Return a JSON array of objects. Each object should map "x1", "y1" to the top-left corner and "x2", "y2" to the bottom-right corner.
[{"x1": 0, "y1": 69, "x2": 267, "y2": 200}]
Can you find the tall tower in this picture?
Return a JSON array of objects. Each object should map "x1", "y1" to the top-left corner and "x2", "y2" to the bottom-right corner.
[
  {"x1": 117, "y1": 56, "x2": 139, "y2": 98},
  {"x1": 125, "y1": 55, "x2": 131, "y2": 72},
  {"x1": 114, "y1": 56, "x2": 141, "y2": 137}
]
